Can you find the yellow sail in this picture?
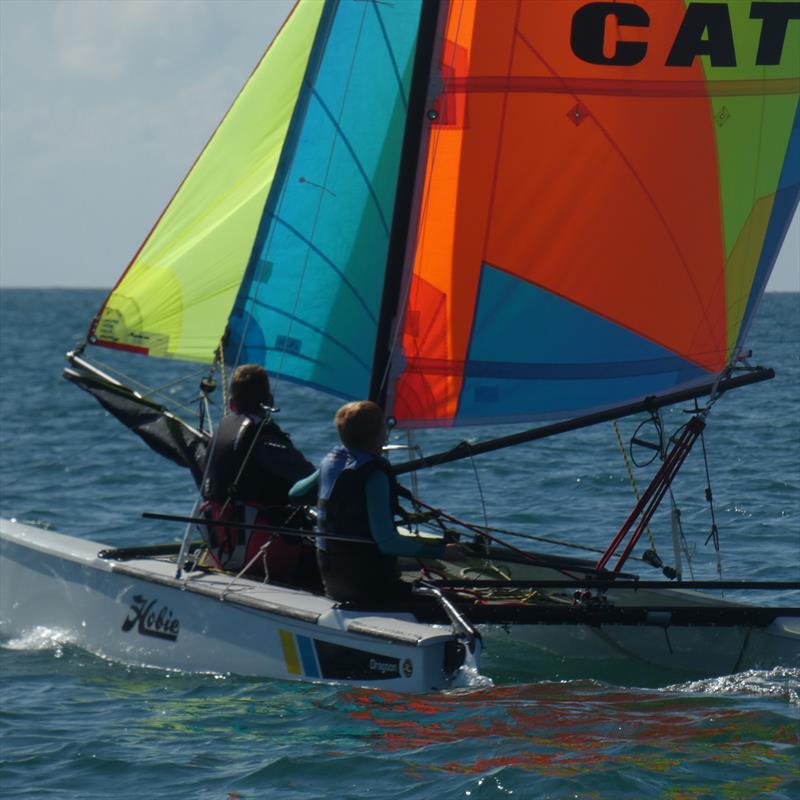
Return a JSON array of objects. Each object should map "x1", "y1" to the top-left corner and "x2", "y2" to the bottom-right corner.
[{"x1": 90, "y1": 0, "x2": 324, "y2": 363}]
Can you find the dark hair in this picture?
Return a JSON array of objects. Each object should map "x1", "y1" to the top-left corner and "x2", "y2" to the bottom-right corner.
[
  {"x1": 335, "y1": 401, "x2": 385, "y2": 451},
  {"x1": 230, "y1": 364, "x2": 272, "y2": 413}
]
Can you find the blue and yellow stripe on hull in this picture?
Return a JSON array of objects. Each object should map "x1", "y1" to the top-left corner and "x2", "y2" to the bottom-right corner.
[
  {"x1": 279, "y1": 628, "x2": 320, "y2": 678},
  {"x1": 278, "y1": 628, "x2": 414, "y2": 683}
]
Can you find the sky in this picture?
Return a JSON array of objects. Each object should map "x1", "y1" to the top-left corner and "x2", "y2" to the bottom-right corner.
[{"x1": 0, "y1": 0, "x2": 798, "y2": 291}]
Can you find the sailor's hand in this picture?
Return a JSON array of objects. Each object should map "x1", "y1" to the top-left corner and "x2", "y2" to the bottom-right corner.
[{"x1": 443, "y1": 542, "x2": 465, "y2": 561}]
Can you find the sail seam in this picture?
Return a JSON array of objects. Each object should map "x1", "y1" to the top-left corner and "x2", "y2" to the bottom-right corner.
[
  {"x1": 269, "y1": 214, "x2": 378, "y2": 324},
  {"x1": 228, "y1": 0, "x2": 338, "y2": 375},
  {"x1": 247, "y1": 297, "x2": 372, "y2": 373},
  {"x1": 514, "y1": 25, "x2": 722, "y2": 368},
  {"x1": 310, "y1": 88, "x2": 391, "y2": 234}
]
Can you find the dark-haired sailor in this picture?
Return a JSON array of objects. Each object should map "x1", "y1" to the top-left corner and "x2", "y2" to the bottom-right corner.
[
  {"x1": 200, "y1": 364, "x2": 315, "y2": 583},
  {"x1": 294, "y1": 400, "x2": 461, "y2": 604}
]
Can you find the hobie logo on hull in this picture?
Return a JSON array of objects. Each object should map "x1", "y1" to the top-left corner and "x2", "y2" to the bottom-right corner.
[{"x1": 122, "y1": 594, "x2": 180, "y2": 641}]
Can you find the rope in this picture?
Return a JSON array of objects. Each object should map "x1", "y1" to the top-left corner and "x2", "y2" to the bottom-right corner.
[
  {"x1": 698, "y1": 426, "x2": 723, "y2": 579},
  {"x1": 465, "y1": 441, "x2": 490, "y2": 535},
  {"x1": 83, "y1": 354, "x2": 209, "y2": 417},
  {"x1": 613, "y1": 420, "x2": 657, "y2": 553},
  {"x1": 218, "y1": 343, "x2": 228, "y2": 416}
]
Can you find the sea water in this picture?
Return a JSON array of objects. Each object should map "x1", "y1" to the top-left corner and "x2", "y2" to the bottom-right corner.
[{"x1": 0, "y1": 289, "x2": 798, "y2": 799}]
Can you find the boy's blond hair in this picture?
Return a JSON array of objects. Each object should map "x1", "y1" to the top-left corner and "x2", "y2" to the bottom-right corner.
[{"x1": 335, "y1": 401, "x2": 385, "y2": 451}]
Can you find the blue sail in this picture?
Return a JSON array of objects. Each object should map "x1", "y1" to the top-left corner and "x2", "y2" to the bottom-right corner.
[{"x1": 226, "y1": 0, "x2": 423, "y2": 400}]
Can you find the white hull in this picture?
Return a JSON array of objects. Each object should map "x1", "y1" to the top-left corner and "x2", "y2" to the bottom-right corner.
[
  {"x1": 0, "y1": 519, "x2": 467, "y2": 692},
  {"x1": 2, "y1": 518, "x2": 797, "y2": 690}
]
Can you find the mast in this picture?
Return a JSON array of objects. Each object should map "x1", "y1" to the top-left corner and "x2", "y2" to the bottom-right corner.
[{"x1": 369, "y1": 0, "x2": 443, "y2": 408}]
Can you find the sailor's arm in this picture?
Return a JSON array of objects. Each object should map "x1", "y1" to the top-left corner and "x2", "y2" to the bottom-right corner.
[
  {"x1": 289, "y1": 469, "x2": 319, "y2": 500},
  {"x1": 365, "y1": 471, "x2": 456, "y2": 559}
]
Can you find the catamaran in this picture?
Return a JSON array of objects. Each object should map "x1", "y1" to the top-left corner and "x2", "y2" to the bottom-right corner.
[{"x1": 2, "y1": 0, "x2": 799, "y2": 692}]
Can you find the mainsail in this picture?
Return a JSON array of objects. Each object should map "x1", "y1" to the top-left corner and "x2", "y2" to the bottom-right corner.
[{"x1": 84, "y1": 0, "x2": 799, "y2": 431}]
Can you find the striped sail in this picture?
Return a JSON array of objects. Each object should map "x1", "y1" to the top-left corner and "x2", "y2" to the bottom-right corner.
[{"x1": 88, "y1": 0, "x2": 799, "y2": 429}]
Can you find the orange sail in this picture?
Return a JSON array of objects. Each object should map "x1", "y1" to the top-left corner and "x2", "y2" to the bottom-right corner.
[{"x1": 390, "y1": 0, "x2": 799, "y2": 426}]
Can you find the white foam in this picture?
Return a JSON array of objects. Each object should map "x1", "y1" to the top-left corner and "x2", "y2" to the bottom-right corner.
[
  {"x1": 2, "y1": 626, "x2": 75, "y2": 656},
  {"x1": 666, "y1": 666, "x2": 800, "y2": 705},
  {"x1": 450, "y1": 641, "x2": 494, "y2": 690}
]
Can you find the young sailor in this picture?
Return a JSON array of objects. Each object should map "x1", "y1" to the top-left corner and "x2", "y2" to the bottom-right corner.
[
  {"x1": 298, "y1": 400, "x2": 460, "y2": 604},
  {"x1": 200, "y1": 364, "x2": 315, "y2": 582}
]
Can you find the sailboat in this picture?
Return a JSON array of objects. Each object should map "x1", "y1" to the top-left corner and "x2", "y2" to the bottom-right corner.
[{"x1": 2, "y1": 0, "x2": 799, "y2": 691}]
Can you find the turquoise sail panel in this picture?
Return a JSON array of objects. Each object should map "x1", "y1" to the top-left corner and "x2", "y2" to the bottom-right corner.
[
  {"x1": 226, "y1": 0, "x2": 423, "y2": 399},
  {"x1": 456, "y1": 266, "x2": 708, "y2": 424}
]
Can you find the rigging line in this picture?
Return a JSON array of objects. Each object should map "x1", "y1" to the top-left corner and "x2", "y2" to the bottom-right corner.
[
  {"x1": 218, "y1": 343, "x2": 228, "y2": 416},
  {"x1": 83, "y1": 353, "x2": 207, "y2": 396},
  {"x1": 465, "y1": 441, "x2": 490, "y2": 535},
  {"x1": 412, "y1": 498, "x2": 583, "y2": 576},
  {"x1": 81, "y1": 355, "x2": 212, "y2": 417},
  {"x1": 698, "y1": 417, "x2": 722, "y2": 573},
  {"x1": 473, "y1": 524, "x2": 646, "y2": 560},
  {"x1": 514, "y1": 27, "x2": 721, "y2": 354}
]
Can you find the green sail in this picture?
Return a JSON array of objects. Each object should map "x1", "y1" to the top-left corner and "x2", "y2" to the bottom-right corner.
[{"x1": 90, "y1": 0, "x2": 324, "y2": 363}]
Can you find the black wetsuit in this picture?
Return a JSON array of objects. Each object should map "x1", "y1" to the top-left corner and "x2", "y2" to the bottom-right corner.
[
  {"x1": 200, "y1": 412, "x2": 316, "y2": 583},
  {"x1": 203, "y1": 412, "x2": 314, "y2": 520}
]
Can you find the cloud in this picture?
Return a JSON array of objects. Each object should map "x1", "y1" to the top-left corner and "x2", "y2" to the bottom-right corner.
[
  {"x1": 1, "y1": 0, "x2": 294, "y2": 287},
  {"x1": 52, "y1": 0, "x2": 204, "y2": 79}
]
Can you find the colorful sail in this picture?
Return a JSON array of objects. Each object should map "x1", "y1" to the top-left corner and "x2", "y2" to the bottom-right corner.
[
  {"x1": 88, "y1": 0, "x2": 325, "y2": 362},
  {"x1": 389, "y1": 0, "x2": 800, "y2": 426},
  {"x1": 225, "y1": 0, "x2": 425, "y2": 400},
  {"x1": 87, "y1": 0, "x2": 799, "y2": 429}
]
